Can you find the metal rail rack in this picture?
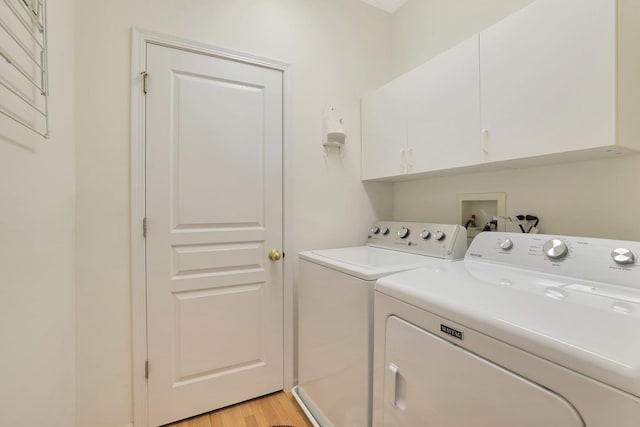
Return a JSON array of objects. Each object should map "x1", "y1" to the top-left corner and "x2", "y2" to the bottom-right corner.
[{"x1": 0, "y1": 0, "x2": 49, "y2": 139}]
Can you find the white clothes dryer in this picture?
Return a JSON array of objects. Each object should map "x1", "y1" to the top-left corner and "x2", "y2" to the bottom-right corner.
[
  {"x1": 293, "y1": 221, "x2": 467, "y2": 427},
  {"x1": 373, "y1": 231, "x2": 640, "y2": 427}
]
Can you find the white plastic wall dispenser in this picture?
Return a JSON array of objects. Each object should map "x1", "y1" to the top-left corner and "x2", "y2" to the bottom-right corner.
[{"x1": 323, "y1": 106, "x2": 346, "y2": 152}]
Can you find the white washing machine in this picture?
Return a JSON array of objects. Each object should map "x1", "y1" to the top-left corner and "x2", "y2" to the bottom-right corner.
[
  {"x1": 373, "y1": 231, "x2": 640, "y2": 427},
  {"x1": 292, "y1": 221, "x2": 467, "y2": 427}
]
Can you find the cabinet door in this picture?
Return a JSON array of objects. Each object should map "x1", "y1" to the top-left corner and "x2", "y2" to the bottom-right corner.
[
  {"x1": 408, "y1": 35, "x2": 481, "y2": 172},
  {"x1": 480, "y1": 0, "x2": 616, "y2": 162},
  {"x1": 361, "y1": 77, "x2": 408, "y2": 180}
]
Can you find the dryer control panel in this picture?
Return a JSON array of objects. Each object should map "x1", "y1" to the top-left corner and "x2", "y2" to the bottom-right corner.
[
  {"x1": 467, "y1": 232, "x2": 640, "y2": 289},
  {"x1": 367, "y1": 221, "x2": 467, "y2": 260}
]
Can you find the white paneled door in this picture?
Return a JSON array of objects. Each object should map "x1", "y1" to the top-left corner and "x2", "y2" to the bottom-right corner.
[{"x1": 145, "y1": 44, "x2": 284, "y2": 426}]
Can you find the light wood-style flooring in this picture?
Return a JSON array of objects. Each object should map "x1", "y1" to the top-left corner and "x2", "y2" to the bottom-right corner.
[{"x1": 166, "y1": 391, "x2": 313, "y2": 427}]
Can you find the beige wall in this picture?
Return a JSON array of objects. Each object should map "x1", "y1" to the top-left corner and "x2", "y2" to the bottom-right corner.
[
  {"x1": 0, "y1": 1, "x2": 76, "y2": 426},
  {"x1": 394, "y1": 156, "x2": 640, "y2": 240},
  {"x1": 391, "y1": 0, "x2": 640, "y2": 241},
  {"x1": 391, "y1": 0, "x2": 533, "y2": 76},
  {"x1": 75, "y1": 1, "x2": 393, "y2": 426}
]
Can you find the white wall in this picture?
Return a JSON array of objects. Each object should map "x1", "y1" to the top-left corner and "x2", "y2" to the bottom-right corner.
[
  {"x1": 75, "y1": 1, "x2": 393, "y2": 426},
  {"x1": 391, "y1": 0, "x2": 640, "y2": 241},
  {"x1": 391, "y1": 0, "x2": 533, "y2": 76},
  {"x1": 0, "y1": 1, "x2": 76, "y2": 426},
  {"x1": 394, "y1": 156, "x2": 640, "y2": 240}
]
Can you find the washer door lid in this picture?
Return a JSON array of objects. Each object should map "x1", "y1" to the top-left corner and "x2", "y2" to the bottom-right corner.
[{"x1": 383, "y1": 316, "x2": 585, "y2": 427}]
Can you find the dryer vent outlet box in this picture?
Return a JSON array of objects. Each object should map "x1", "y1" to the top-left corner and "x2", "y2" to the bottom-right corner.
[{"x1": 457, "y1": 192, "x2": 506, "y2": 245}]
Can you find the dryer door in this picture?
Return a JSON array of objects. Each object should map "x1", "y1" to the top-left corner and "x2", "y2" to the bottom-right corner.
[{"x1": 383, "y1": 316, "x2": 584, "y2": 427}]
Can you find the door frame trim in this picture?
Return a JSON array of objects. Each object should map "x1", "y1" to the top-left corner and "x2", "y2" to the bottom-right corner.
[{"x1": 130, "y1": 28, "x2": 293, "y2": 427}]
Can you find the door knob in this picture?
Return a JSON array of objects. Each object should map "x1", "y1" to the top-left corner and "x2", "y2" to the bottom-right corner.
[{"x1": 268, "y1": 249, "x2": 282, "y2": 261}]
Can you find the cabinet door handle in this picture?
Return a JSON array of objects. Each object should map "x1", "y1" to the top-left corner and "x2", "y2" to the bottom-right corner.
[
  {"x1": 407, "y1": 147, "x2": 414, "y2": 172},
  {"x1": 481, "y1": 129, "x2": 490, "y2": 155}
]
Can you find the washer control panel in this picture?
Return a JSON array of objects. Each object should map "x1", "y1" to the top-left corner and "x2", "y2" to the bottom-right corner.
[
  {"x1": 467, "y1": 232, "x2": 640, "y2": 288},
  {"x1": 367, "y1": 221, "x2": 467, "y2": 259}
]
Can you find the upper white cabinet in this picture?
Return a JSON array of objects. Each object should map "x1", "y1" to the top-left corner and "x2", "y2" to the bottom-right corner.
[
  {"x1": 361, "y1": 77, "x2": 407, "y2": 180},
  {"x1": 361, "y1": 35, "x2": 480, "y2": 180},
  {"x1": 480, "y1": 0, "x2": 617, "y2": 161},
  {"x1": 407, "y1": 35, "x2": 481, "y2": 173},
  {"x1": 361, "y1": 0, "x2": 640, "y2": 181}
]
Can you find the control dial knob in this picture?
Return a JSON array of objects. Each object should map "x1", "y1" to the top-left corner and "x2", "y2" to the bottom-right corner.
[
  {"x1": 500, "y1": 239, "x2": 513, "y2": 250},
  {"x1": 419, "y1": 230, "x2": 431, "y2": 240},
  {"x1": 543, "y1": 239, "x2": 569, "y2": 260},
  {"x1": 381, "y1": 227, "x2": 390, "y2": 235},
  {"x1": 370, "y1": 226, "x2": 380, "y2": 235},
  {"x1": 434, "y1": 231, "x2": 446, "y2": 241},
  {"x1": 611, "y1": 248, "x2": 636, "y2": 265},
  {"x1": 397, "y1": 227, "x2": 410, "y2": 239}
]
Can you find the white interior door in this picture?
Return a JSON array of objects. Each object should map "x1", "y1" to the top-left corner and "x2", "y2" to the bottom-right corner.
[{"x1": 145, "y1": 43, "x2": 284, "y2": 426}]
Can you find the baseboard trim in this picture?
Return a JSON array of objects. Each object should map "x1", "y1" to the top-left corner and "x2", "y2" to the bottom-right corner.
[{"x1": 291, "y1": 386, "x2": 320, "y2": 427}]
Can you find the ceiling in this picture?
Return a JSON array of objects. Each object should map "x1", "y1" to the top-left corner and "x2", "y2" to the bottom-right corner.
[{"x1": 360, "y1": 0, "x2": 408, "y2": 14}]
